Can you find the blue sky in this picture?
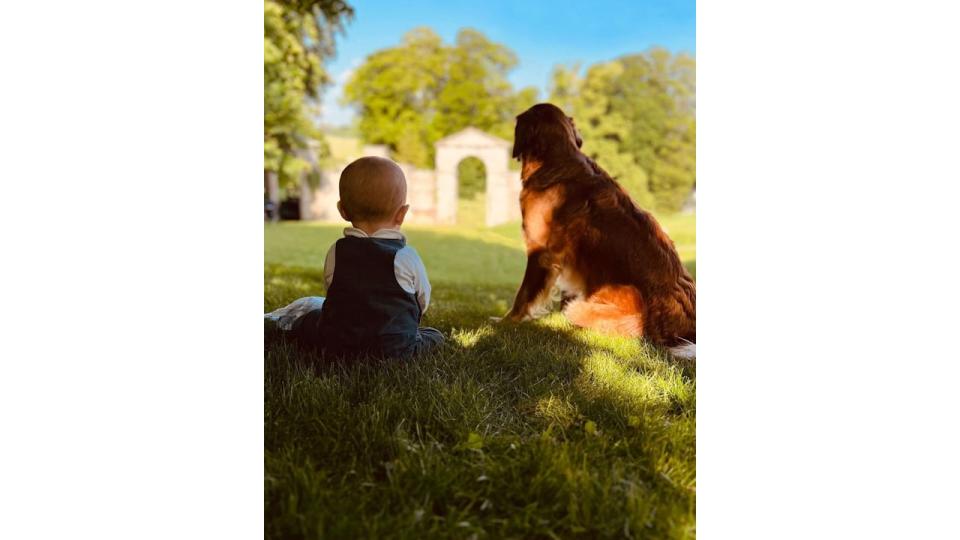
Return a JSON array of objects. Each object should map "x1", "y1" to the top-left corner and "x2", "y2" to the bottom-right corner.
[{"x1": 320, "y1": 0, "x2": 695, "y2": 126}]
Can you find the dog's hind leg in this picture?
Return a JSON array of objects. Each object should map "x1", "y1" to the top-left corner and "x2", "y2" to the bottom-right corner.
[
  {"x1": 555, "y1": 268, "x2": 584, "y2": 311},
  {"x1": 559, "y1": 290, "x2": 578, "y2": 311},
  {"x1": 563, "y1": 285, "x2": 644, "y2": 338}
]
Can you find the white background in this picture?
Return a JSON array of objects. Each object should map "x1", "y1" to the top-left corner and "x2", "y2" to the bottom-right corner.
[{"x1": 1, "y1": 1, "x2": 958, "y2": 538}]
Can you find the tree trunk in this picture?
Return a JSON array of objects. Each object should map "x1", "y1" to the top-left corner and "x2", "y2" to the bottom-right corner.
[{"x1": 265, "y1": 170, "x2": 280, "y2": 222}]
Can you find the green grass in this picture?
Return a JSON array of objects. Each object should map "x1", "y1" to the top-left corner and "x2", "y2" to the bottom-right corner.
[
  {"x1": 456, "y1": 193, "x2": 487, "y2": 228},
  {"x1": 265, "y1": 214, "x2": 696, "y2": 539}
]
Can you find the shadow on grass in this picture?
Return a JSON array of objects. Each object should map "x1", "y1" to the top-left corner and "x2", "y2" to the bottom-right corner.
[
  {"x1": 264, "y1": 282, "x2": 696, "y2": 539},
  {"x1": 264, "y1": 227, "x2": 696, "y2": 538}
]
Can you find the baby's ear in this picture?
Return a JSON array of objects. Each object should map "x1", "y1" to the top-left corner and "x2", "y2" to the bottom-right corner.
[
  {"x1": 336, "y1": 201, "x2": 350, "y2": 221},
  {"x1": 394, "y1": 204, "x2": 410, "y2": 226}
]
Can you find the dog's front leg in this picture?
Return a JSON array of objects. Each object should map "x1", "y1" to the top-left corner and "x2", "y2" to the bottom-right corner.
[{"x1": 505, "y1": 249, "x2": 558, "y2": 322}]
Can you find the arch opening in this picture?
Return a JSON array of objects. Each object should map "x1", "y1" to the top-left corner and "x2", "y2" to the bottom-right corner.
[{"x1": 456, "y1": 156, "x2": 487, "y2": 227}]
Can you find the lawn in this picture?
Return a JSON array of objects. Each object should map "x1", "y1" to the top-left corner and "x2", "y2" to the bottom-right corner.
[{"x1": 265, "y1": 214, "x2": 696, "y2": 539}]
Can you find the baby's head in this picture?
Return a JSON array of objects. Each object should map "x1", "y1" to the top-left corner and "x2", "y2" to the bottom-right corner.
[{"x1": 337, "y1": 156, "x2": 409, "y2": 231}]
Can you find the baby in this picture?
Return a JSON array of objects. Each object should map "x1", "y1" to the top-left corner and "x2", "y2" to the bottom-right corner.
[{"x1": 266, "y1": 156, "x2": 444, "y2": 358}]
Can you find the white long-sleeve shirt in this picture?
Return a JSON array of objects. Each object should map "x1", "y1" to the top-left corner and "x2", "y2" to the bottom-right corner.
[{"x1": 323, "y1": 227, "x2": 432, "y2": 314}]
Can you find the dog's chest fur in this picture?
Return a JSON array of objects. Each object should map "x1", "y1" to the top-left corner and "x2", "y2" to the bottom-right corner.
[
  {"x1": 520, "y1": 185, "x2": 561, "y2": 252},
  {"x1": 520, "y1": 183, "x2": 588, "y2": 301}
]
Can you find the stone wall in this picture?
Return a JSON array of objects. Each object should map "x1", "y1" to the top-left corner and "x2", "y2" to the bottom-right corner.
[
  {"x1": 300, "y1": 128, "x2": 520, "y2": 227},
  {"x1": 303, "y1": 158, "x2": 437, "y2": 224},
  {"x1": 402, "y1": 164, "x2": 438, "y2": 223}
]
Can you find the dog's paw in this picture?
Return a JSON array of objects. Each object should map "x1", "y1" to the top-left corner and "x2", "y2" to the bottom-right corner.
[{"x1": 499, "y1": 311, "x2": 530, "y2": 323}]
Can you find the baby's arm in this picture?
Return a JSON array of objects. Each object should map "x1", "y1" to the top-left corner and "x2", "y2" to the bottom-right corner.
[
  {"x1": 323, "y1": 243, "x2": 336, "y2": 289},
  {"x1": 394, "y1": 246, "x2": 432, "y2": 314}
]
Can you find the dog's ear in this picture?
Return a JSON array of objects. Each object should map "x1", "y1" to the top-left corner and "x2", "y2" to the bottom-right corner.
[{"x1": 512, "y1": 107, "x2": 541, "y2": 161}]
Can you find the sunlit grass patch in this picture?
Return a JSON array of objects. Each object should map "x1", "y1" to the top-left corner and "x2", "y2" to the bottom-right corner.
[
  {"x1": 265, "y1": 217, "x2": 696, "y2": 539},
  {"x1": 575, "y1": 351, "x2": 691, "y2": 417},
  {"x1": 534, "y1": 394, "x2": 580, "y2": 428},
  {"x1": 450, "y1": 325, "x2": 496, "y2": 349}
]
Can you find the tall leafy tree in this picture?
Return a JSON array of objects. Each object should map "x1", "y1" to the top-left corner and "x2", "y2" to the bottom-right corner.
[
  {"x1": 550, "y1": 48, "x2": 696, "y2": 211},
  {"x1": 343, "y1": 28, "x2": 446, "y2": 167},
  {"x1": 343, "y1": 28, "x2": 538, "y2": 168},
  {"x1": 552, "y1": 62, "x2": 653, "y2": 208},
  {"x1": 264, "y1": 0, "x2": 352, "y2": 189},
  {"x1": 616, "y1": 50, "x2": 695, "y2": 211}
]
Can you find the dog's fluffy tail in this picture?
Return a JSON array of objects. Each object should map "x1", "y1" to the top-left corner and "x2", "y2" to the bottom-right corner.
[
  {"x1": 563, "y1": 285, "x2": 644, "y2": 337},
  {"x1": 669, "y1": 341, "x2": 696, "y2": 359}
]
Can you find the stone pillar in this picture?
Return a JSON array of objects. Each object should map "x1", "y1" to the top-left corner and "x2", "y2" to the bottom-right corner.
[
  {"x1": 483, "y1": 148, "x2": 510, "y2": 226},
  {"x1": 508, "y1": 169, "x2": 522, "y2": 221},
  {"x1": 435, "y1": 154, "x2": 458, "y2": 225}
]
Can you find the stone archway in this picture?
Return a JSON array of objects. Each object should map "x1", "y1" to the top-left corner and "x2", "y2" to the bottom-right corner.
[{"x1": 434, "y1": 128, "x2": 520, "y2": 226}]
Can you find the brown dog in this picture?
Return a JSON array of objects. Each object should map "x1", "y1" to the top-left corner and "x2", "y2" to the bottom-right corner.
[{"x1": 504, "y1": 103, "x2": 696, "y2": 357}]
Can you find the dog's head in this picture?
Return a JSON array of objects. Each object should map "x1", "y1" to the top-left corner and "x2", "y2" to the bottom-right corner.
[{"x1": 512, "y1": 103, "x2": 583, "y2": 162}]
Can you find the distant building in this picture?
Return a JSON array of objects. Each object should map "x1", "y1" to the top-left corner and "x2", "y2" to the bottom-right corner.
[{"x1": 299, "y1": 128, "x2": 522, "y2": 227}]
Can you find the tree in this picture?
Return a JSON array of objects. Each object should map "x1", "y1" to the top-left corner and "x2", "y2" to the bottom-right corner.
[
  {"x1": 549, "y1": 49, "x2": 696, "y2": 212},
  {"x1": 343, "y1": 28, "x2": 538, "y2": 168},
  {"x1": 552, "y1": 62, "x2": 653, "y2": 208},
  {"x1": 264, "y1": 0, "x2": 352, "y2": 190},
  {"x1": 615, "y1": 50, "x2": 695, "y2": 211}
]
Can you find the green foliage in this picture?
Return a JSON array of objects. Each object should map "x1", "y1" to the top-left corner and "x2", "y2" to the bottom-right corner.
[
  {"x1": 457, "y1": 157, "x2": 486, "y2": 200},
  {"x1": 343, "y1": 28, "x2": 539, "y2": 167},
  {"x1": 265, "y1": 220, "x2": 696, "y2": 537},
  {"x1": 264, "y1": 0, "x2": 352, "y2": 188},
  {"x1": 394, "y1": 124, "x2": 430, "y2": 167},
  {"x1": 550, "y1": 49, "x2": 696, "y2": 212},
  {"x1": 456, "y1": 157, "x2": 487, "y2": 226}
]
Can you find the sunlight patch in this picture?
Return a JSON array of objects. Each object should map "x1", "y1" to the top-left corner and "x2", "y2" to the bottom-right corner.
[
  {"x1": 576, "y1": 352, "x2": 674, "y2": 412},
  {"x1": 574, "y1": 330, "x2": 646, "y2": 358},
  {"x1": 534, "y1": 395, "x2": 579, "y2": 427},
  {"x1": 533, "y1": 313, "x2": 572, "y2": 330},
  {"x1": 267, "y1": 276, "x2": 316, "y2": 293},
  {"x1": 452, "y1": 325, "x2": 495, "y2": 348}
]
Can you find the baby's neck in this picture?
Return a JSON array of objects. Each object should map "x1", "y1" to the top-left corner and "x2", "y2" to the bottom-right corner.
[{"x1": 350, "y1": 220, "x2": 399, "y2": 236}]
